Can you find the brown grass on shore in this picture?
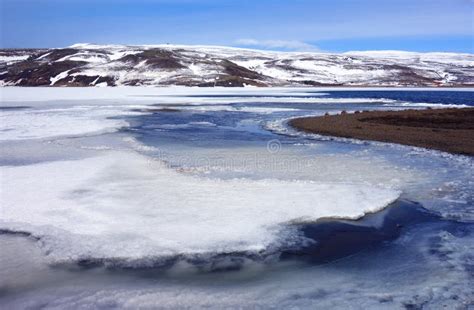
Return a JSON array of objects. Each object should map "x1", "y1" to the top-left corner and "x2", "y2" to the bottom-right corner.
[{"x1": 290, "y1": 108, "x2": 474, "y2": 156}]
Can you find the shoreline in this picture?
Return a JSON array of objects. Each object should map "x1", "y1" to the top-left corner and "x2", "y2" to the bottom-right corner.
[{"x1": 289, "y1": 108, "x2": 474, "y2": 156}]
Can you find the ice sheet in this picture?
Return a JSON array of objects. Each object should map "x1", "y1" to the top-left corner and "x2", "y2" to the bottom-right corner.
[
  {"x1": 0, "y1": 106, "x2": 143, "y2": 141},
  {"x1": 0, "y1": 87, "x2": 326, "y2": 103},
  {"x1": 1, "y1": 223, "x2": 472, "y2": 309},
  {"x1": 0, "y1": 151, "x2": 400, "y2": 263}
]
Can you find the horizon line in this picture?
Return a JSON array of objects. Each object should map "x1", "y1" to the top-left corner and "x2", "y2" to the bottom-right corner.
[{"x1": 1, "y1": 42, "x2": 472, "y2": 55}]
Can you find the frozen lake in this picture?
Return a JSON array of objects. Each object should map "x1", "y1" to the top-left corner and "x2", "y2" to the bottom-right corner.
[{"x1": 1, "y1": 87, "x2": 473, "y2": 309}]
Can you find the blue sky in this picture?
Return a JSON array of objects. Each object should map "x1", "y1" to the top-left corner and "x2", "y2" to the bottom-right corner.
[{"x1": 1, "y1": 0, "x2": 473, "y2": 52}]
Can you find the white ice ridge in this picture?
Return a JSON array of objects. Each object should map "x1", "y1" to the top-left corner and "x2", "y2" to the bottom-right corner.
[{"x1": 1, "y1": 151, "x2": 400, "y2": 262}]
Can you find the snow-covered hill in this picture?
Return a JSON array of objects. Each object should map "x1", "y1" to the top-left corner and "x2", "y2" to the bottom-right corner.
[{"x1": 1, "y1": 43, "x2": 473, "y2": 87}]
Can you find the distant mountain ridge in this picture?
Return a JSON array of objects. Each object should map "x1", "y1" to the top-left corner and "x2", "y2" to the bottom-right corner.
[{"x1": 1, "y1": 43, "x2": 473, "y2": 87}]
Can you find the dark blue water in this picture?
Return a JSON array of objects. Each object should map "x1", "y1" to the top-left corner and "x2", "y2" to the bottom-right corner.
[
  {"x1": 121, "y1": 90, "x2": 473, "y2": 173},
  {"x1": 177, "y1": 90, "x2": 474, "y2": 106},
  {"x1": 314, "y1": 90, "x2": 474, "y2": 106},
  {"x1": 125, "y1": 90, "x2": 473, "y2": 147}
]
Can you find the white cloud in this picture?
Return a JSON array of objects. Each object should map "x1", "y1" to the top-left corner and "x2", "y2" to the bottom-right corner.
[{"x1": 235, "y1": 39, "x2": 320, "y2": 52}]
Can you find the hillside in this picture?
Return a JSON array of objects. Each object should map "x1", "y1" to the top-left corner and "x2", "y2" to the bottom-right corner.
[{"x1": 1, "y1": 44, "x2": 472, "y2": 87}]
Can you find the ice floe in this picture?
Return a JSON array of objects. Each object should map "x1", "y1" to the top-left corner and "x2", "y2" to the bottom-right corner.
[{"x1": 1, "y1": 151, "x2": 400, "y2": 264}]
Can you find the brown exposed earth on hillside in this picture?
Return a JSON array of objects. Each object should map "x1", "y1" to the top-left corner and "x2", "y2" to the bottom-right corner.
[{"x1": 1, "y1": 47, "x2": 473, "y2": 87}]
